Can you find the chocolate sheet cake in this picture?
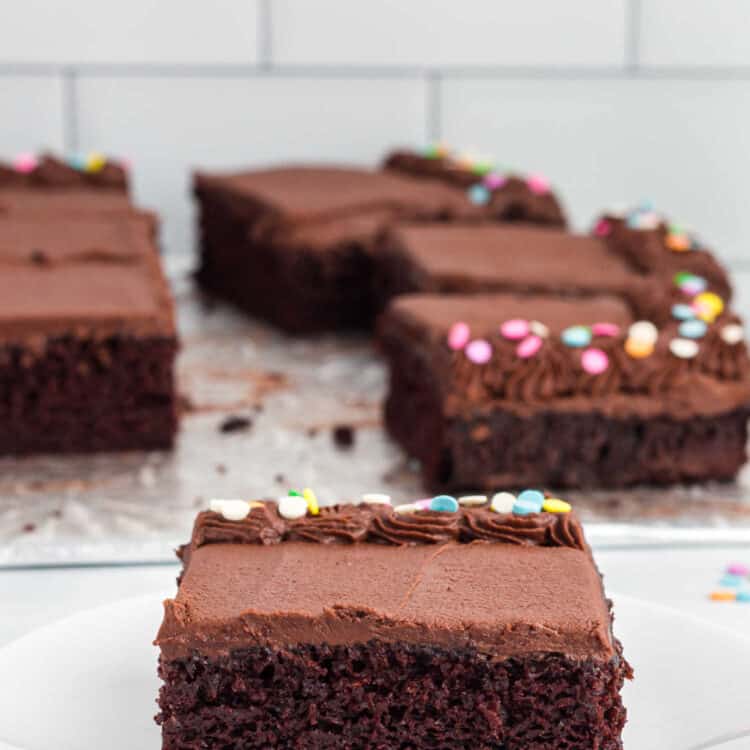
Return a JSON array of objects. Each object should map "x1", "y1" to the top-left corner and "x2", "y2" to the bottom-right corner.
[
  {"x1": 379, "y1": 293, "x2": 750, "y2": 490},
  {"x1": 156, "y1": 494, "x2": 631, "y2": 749}
]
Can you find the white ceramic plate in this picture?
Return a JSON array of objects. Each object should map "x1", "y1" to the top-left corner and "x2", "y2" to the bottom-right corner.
[{"x1": 0, "y1": 593, "x2": 748, "y2": 750}]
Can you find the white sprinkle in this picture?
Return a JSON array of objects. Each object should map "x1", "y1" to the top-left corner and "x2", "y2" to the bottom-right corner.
[
  {"x1": 394, "y1": 503, "x2": 419, "y2": 514},
  {"x1": 721, "y1": 323, "x2": 744, "y2": 346},
  {"x1": 278, "y1": 495, "x2": 309, "y2": 520},
  {"x1": 361, "y1": 493, "x2": 392, "y2": 505},
  {"x1": 628, "y1": 321, "x2": 659, "y2": 345},
  {"x1": 529, "y1": 320, "x2": 549, "y2": 339},
  {"x1": 209, "y1": 498, "x2": 242, "y2": 513},
  {"x1": 606, "y1": 203, "x2": 628, "y2": 219},
  {"x1": 490, "y1": 492, "x2": 516, "y2": 514},
  {"x1": 669, "y1": 337, "x2": 699, "y2": 359},
  {"x1": 458, "y1": 495, "x2": 488, "y2": 507},
  {"x1": 218, "y1": 499, "x2": 251, "y2": 521}
]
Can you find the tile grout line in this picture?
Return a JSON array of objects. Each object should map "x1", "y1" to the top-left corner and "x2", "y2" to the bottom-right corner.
[
  {"x1": 61, "y1": 67, "x2": 78, "y2": 154},
  {"x1": 258, "y1": 0, "x2": 273, "y2": 70},
  {"x1": 625, "y1": 0, "x2": 641, "y2": 73}
]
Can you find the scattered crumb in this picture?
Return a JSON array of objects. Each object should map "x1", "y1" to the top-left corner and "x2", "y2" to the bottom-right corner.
[
  {"x1": 332, "y1": 424, "x2": 356, "y2": 450},
  {"x1": 178, "y1": 394, "x2": 196, "y2": 415},
  {"x1": 275, "y1": 474, "x2": 286, "y2": 485},
  {"x1": 215, "y1": 463, "x2": 227, "y2": 475},
  {"x1": 29, "y1": 249, "x2": 49, "y2": 265},
  {"x1": 253, "y1": 403, "x2": 264, "y2": 413},
  {"x1": 22, "y1": 523, "x2": 35, "y2": 533},
  {"x1": 219, "y1": 414, "x2": 253, "y2": 434},
  {"x1": 307, "y1": 427, "x2": 319, "y2": 438}
]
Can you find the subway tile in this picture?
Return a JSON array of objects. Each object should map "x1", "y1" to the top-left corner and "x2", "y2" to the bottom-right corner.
[
  {"x1": 441, "y1": 77, "x2": 750, "y2": 266},
  {"x1": 271, "y1": 0, "x2": 627, "y2": 68},
  {"x1": 0, "y1": 76, "x2": 64, "y2": 158},
  {"x1": 640, "y1": 1, "x2": 750, "y2": 67},
  {"x1": 76, "y1": 75, "x2": 427, "y2": 255},
  {"x1": 0, "y1": 1, "x2": 259, "y2": 65}
]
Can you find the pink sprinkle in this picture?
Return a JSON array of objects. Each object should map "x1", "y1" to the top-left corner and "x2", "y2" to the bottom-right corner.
[
  {"x1": 581, "y1": 348, "x2": 609, "y2": 375},
  {"x1": 465, "y1": 339, "x2": 492, "y2": 364},
  {"x1": 500, "y1": 318, "x2": 530, "y2": 341},
  {"x1": 483, "y1": 172, "x2": 507, "y2": 190},
  {"x1": 594, "y1": 219, "x2": 612, "y2": 237},
  {"x1": 516, "y1": 335, "x2": 543, "y2": 359},
  {"x1": 118, "y1": 157, "x2": 132, "y2": 172},
  {"x1": 447, "y1": 321, "x2": 471, "y2": 350},
  {"x1": 592, "y1": 322, "x2": 620, "y2": 337},
  {"x1": 13, "y1": 152, "x2": 38, "y2": 174},
  {"x1": 727, "y1": 563, "x2": 749, "y2": 576},
  {"x1": 526, "y1": 173, "x2": 550, "y2": 195},
  {"x1": 682, "y1": 281, "x2": 703, "y2": 296},
  {"x1": 414, "y1": 498, "x2": 432, "y2": 510}
]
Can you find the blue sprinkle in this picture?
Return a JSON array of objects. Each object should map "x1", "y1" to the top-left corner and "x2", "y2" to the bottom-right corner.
[
  {"x1": 737, "y1": 591, "x2": 750, "y2": 603},
  {"x1": 720, "y1": 574, "x2": 744, "y2": 588},
  {"x1": 430, "y1": 495, "x2": 458, "y2": 513},
  {"x1": 467, "y1": 184, "x2": 491, "y2": 206},
  {"x1": 513, "y1": 489, "x2": 544, "y2": 515},
  {"x1": 67, "y1": 154, "x2": 87, "y2": 171},
  {"x1": 671, "y1": 304, "x2": 696, "y2": 321},
  {"x1": 679, "y1": 319, "x2": 708, "y2": 339},
  {"x1": 561, "y1": 325, "x2": 592, "y2": 348},
  {"x1": 638, "y1": 200, "x2": 655, "y2": 212}
]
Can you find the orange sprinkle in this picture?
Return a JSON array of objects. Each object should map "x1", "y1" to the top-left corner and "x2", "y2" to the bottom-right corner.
[
  {"x1": 710, "y1": 590, "x2": 737, "y2": 602},
  {"x1": 624, "y1": 337, "x2": 654, "y2": 359},
  {"x1": 666, "y1": 233, "x2": 690, "y2": 252}
]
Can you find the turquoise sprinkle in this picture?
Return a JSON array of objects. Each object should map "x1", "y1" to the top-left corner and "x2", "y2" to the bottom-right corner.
[
  {"x1": 430, "y1": 495, "x2": 458, "y2": 513},
  {"x1": 513, "y1": 489, "x2": 544, "y2": 515},
  {"x1": 737, "y1": 591, "x2": 750, "y2": 603},
  {"x1": 679, "y1": 319, "x2": 707, "y2": 339},
  {"x1": 67, "y1": 154, "x2": 87, "y2": 171},
  {"x1": 561, "y1": 325, "x2": 592, "y2": 348},
  {"x1": 720, "y1": 574, "x2": 744, "y2": 588},
  {"x1": 672, "y1": 304, "x2": 696, "y2": 321},
  {"x1": 467, "y1": 184, "x2": 491, "y2": 206}
]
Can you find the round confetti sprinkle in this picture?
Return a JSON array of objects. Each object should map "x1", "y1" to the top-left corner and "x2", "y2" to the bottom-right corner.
[
  {"x1": 209, "y1": 498, "x2": 240, "y2": 512},
  {"x1": 458, "y1": 494, "x2": 488, "y2": 507},
  {"x1": 693, "y1": 291, "x2": 724, "y2": 322},
  {"x1": 466, "y1": 339, "x2": 493, "y2": 364},
  {"x1": 581, "y1": 347, "x2": 609, "y2": 375},
  {"x1": 414, "y1": 498, "x2": 433, "y2": 510},
  {"x1": 490, "y1": 492, "x2": 516, "y2": 514},
  {"x1": 471, "y1": 161, "x2": 494, "y2": 176},
  {"x1": 710, "y1": 591, "x2": 737, "y2": 602},
  {"x1": 394, "y1": 503, "x2": 419, "y2": 514},
  {"x1": 591, "y1": 322, "x2": 620, "y2": 337},
  {"x1": 526, "y1": 173, "x2": 550, "y2": 195},
  {"x1": 720, "y1": 574, "x2": 744, "y2": 588},
  {"x1": 671, "y1": 303, "x2": 696, "y2": 321},
  {"x1": 13, "y1": 152, "x2": 37, "y2": 174},
  {"x1": 211, "y1": 499, "x2": 251, "y2": 521},
  {"x1": 248, "y1": 501, "x2": 265, "y2": 510},
  {"x1": 624, "y1": 337, "x2": 654, "y2": 359},
  {"x1": 278, "y1": 495, "x2": 308, "y2": 520},
  {"x1": 721, "y1": 323, "x2": 744, "y2": 345},
  {"x1": 500, "y1": 318, "x2": 530, "y2": 340},
  {"x1": 513, "y1": 489, "x2": 544, "y2": 515},
  {"x1": 467, "y1": 184, "x2": 491, "y2": 205},
  {"x1": 594, "y1": 218, "x2": 611, "y2": 237},
  {"x1": 424, "y1": 143, "x2": 447, "y2": 159},
  {"x1": 85, "y1": 152, "x2": 106, "y2": 173},
  {"x1": 447, "y1": 321, "x2": 471, "y2": 350},
  {"x1": 361, "y1": 493, "x2": 392, "y2": 505},
  {"x1": 303, "y1": 487, "x2": 320, "y2": 515},
  {"x1": 528, "y1": 320, "x2": 549, "y2": 338},
  {"x1": 430, "y1": 495, "x2": 459, "y2": 512},
  {"x1": 727, "y1": 563, "x2": 749, "y2": 576},
  {"x1": 628, "y1": 321, "x2": 659, "y2": 344},
  {"x1": 517, "y1": 335, "x2": 543, "y2": 359},
  {"x1": 678, "y1": 319, "x2": 707, "y2": 339},
  {"x1": 666, "y1": 233, "x2": 691, "y2": 252},
  {"x1": 288, "y1": 489, "x2": 302, "y2": 497},
  {"x1": 679, "y1": 275, "x2": 708, "y2": 296},
  {"x1": 542, "y1": 498, "x2": 572, "y2": 514},
  {"x1": 483, "y1": 172, "x2": 507, "y2": 190},
  {"x1": 737, "y1": 591, "x2": 750, "y2": 603},
  {"x1": 561, "y1": 325, "x2": 592, "y2": 348},
  {"x1": 669, "y1": 337, "x2": 699, "y2": 359}
]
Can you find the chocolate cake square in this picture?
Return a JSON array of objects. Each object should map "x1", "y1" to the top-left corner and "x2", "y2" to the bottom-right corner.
[
  {"x1": 0, "y1": 212, "x2": 178, "y2": 454},
  {"x1": 378, "y1": 293, "x2": 750, "y2": 490},
  {"x1": 156, "y1": 495, "x2": 631, "y2": 749}
]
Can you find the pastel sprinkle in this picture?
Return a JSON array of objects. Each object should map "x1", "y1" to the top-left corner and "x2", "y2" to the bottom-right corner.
[
  {"x1": 448, "y1": 321, "x2": 471, "y2": 350},
  {"x1": 414, "y1": 498, "x2": 433, "y2": 510},
  {"x1": 542, "y1": 498, "x2": 572, "y2": 514},
  {"x1": 581, "y1": 347, "x2": 609, "y2": 375},
  {"x1": 209, "y1": 499, "x2": 250, "y2": 521},
  {"x1": 624, "y1": 337, "x2": 654, "y2": 359},
  {"x1": 516, "y1": 335, "x2": 543, "y2": 359},
  {"x1": 430, "y1": 495, "x2": 459, "y2": 513},
  {"x1": 737, "y1": 591, "x2": 750, "y2": 603},
  {"x1": 594, "y1": 218, "x2": 611, "y2": 237},
  {"x1": 710, "y1": 591, "x2": 737, "y2": 602},
  {"x1": 500, "y1": 318, "x2": 530, "y2": 340},
  {"x1": 468, "y1": 184, "x2": 491, "y2": 205},
  {"x1": 483, "y1": 172, "x2": 507, "y2": 190},
  {"x1": 671, "y1": 303, "x2": 696, "y2": 321},
  {"x1": 678, "y1": 319, "x2": 707, "y2": 339},
  {"x1": 719, "y1": 574, "x2": 744, "y2": 588},
  {"x1": 721, "y1": 323, "x2": 744, "y2": 345},
  {"x1": 85, "y1": 152, "x2": 106, "y2": 173},
  {"x1": 592, "y1": 322, "x2": 620, "y2": 337},
  {"x1": 666, "y1": 233, "x2": 691, "y2": 252},
  {"x1": 278, "y1": 495, "x2": 308, "y2": 520},
  {"x1": 628, "y1": 321, "x2": 659, "y2": 344},
  {"x1": 669, "y1": 337, "x2": 699, "y2": 359},
  {"x1": 458, "y1": 494, "x2": 488, "y2": 507},
  {"x1": 693, "y1": 292, "x2": 724, "y2": 322},
  {"x1": 466, "y1": 339, "x2": 493, "y2": 364},
  {"x1": 678, "y1": 274, "x2": 707, "y2": 295},
  {"x1": 529, "y1": 320, "x2": 549, "y2": 338},
  {"x1": 361, "y1": 493, "x2": 392, "y2": 505},
  {"x1": 526, "y1": 173, "x2": 550, "y2": 195},
  {"x1": 67, "y1": 154, "x2": 87, "y2": 171},
  {"x1": 248, "y1": 501, "x2": 265, "y2": 510},
  {"x1": 490, "y1": 492, "x2": 516, "y2": 514},
  {"x1": 471, "y1": 161, "x2": 494, "y2": 177},
  {"x1": 513, "y1": 489, "x2": 545, "y2": 515},
  {"x1": 288, "y1": 489, "x2": 302, "y2": 497},
  {"x1": 394, "y1": 503, "x2": 419, "y2": 514},
  {"x1": 13, "y1": 152, "x2": 37, "y2": 174},
  {"x1": 727, "y1": 563, "x2": 749, "y2": 576},
  {"x1": 561, "y1": 325, "x2": 592, "y2": 348},
  {"x1": 303, "y1": 487, "x2": 320, "y2": 516}
]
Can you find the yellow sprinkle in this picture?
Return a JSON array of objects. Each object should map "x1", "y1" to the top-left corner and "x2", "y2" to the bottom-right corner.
[
  {"x1": 248, "y1": 501, "x2": 265, "y2": 510},
  {"x1": 85, "y1": 152, "x2": 106, "y2": 173},
  {"x1": 693, "y1": 292, "x2": 724, "y2": 322},
  {"x1": 710, "y1": 590, "x2": 736, "y2": 602},
  {"x1": 303, "y1": 488, "x2": 319, "y2": 515},
  {"x1": 543, "y1": 498, "x2": 572, "y2": 514},
  {"x1": 624, "y1": 337, "x2": 654, "y2": 359}
]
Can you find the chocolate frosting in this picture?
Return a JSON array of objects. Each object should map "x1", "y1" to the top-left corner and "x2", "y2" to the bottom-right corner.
[{"x1": 0, "y1": 153, "x2": 128, "y2": 193}]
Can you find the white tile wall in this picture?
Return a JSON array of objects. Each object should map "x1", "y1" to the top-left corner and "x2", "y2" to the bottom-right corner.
[
  {"x1": 0, "y1": 1, "x2": 260, "y2": 65},
  {"x1": 76, "y1": 76, "x2": 426, "y2": 254},
  {"x1": 271, "y1": 0, "x2": 627, "y2": 68}
]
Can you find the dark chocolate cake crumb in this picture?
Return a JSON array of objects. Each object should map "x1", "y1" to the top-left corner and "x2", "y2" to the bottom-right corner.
[
  {"x1": 332, "y1": 424, "x2": 355, "y2": 450},
  {"x1": 306, "y1": 427, "x2": 319, "y2": 438},
  {"x1": 29, "y1": 248, "x2": 49, "y2": 265},
  {"x1": 215, "y1": 464, "x2": 227, "y2": 475},
  {"x1": 219, "y1": 415, "x2": 253, "y2": 434},
  {"x1": 22, "y1": 523, "x2": 35, "y2": 533},
  {"x1": 274, "y1": 473, "x2": 286, "y2": 485}
]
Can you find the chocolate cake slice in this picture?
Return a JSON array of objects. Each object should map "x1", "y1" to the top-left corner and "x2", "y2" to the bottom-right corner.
[
  {"x1": 0, "y1": 212, "x2": 178, "y2": 453},
  {"x1": 156, "y1": 495, "x2": 631, "y2": 749},
  {"x1": 378, "y1": 293, "x2": 750, "y2": 490}
]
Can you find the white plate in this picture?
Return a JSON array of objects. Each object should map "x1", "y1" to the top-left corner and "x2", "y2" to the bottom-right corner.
[{"x1": 0, "y1": 593, "x2": 748, "y2": 750}]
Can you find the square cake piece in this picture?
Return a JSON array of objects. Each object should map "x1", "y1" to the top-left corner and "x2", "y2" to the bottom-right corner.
[
  {"x1": 0, "y1": 212, "x2": 178, "y2": 453},
  {"x1": 378, "y1": 293, "x2": 750, "y2": 490},
  {"x1": 156, "y1": 495, "x2": 631, "y2": 749}
]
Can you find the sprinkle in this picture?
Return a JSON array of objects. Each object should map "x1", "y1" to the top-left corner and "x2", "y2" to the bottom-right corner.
[
  {"x1": 466, "y1": 339, "x2": 493, "y2": 364},
  {"x1": 513, "y1": 489, "x2": 545, "y2": 515},
  {"x1": 248, "y1": 501, "x2": 265, "y2": 510},
  {"x1": 414, "y1": 498, "x2": 433, "y2": 510},
  {"x1": 529, "y1": 320, "x2": 549, "y2": 338},
  {"x1": 693, "y1": 291, "x2": 724, "y2": 322},
  {"x1": 727, "y1": 563, "x2": 749, "y2": 576},
  {"x1": 467, "y1": 184, "x2": 491, "y2": 205},
  {"x1": 67, "y1": 154, "x2": 87, "y2": 171},
  {"x1": 447, "y1": 321, "x2": 471, "y2": 350},
  {"x1": 627, "y1": 210, "x2": 660, "y2": 230},
  {"x1": 721, "y1": 323, "x2": 744, "y2": 345},
  {"x1": 669, "y1": 337, "x2": 699, "y2": 359},
  {"x1": 394, "y1": 503, "x2": 419, "y2": 514},
  {"x1": 210, "y1": 499, "x2": 250, "y2": 521},
  {"x1": 542, "y1": 498, "x2": 572, "y2": 513},
  {"x1": 719, "y1": 574, "x2": 744, "y2": 588},
  {"x1": 679, "y1": 275, "x2": 708, "y2": 296},
  {"x1": 671, "y1": 303, "x2": 696, "y2": 321},
  {"x1": 526, "y1": 173, "x2": 550, "y2": 195},
  {"x1": 278, "y1": 495, "x2": 308, "y2": 520},
  {"x1": 678, "y1": 319, "x2": 708, "y2": 339},
  {"x1": 594, "y1": 218, "x2": 611, "y2": 237},
  {"x1": 361, "y1": 493, "x2": 392, "y2": 505},
  {"x1": 430, "y1": 495, "x2": 459, "y2": 512},
  {"x1": 624, "y1": 337, "x2": 654, "y2": 359},
  {"x1": 303, "y1": 487, "x2": 320, "y2": 515},
  {"x1": 516, "y1": 335, "x2": 543, "y2": 359},
  {"x1": 737, "y1": 591, "x2": 750, "y2": 603},
  {"x1": 85, "y1": 151, "x2": 106, "y2": 173},
  {"x1": 471, "y1": 161, "x2": 494, "y2": 177},
  {"x1": 424, "y1": 143, "x2": 448, "y2": 159},
  {"x1": 561, "y1": 325, "x2": 592, "y2": 348},
  {"x1": 710, "y1": 591, "x2": 737, "y2": 602},
  {"x1": 500, "y1": 318, "x2": 530, "y2": 340},
  {"x1": 458, "y1": 494, "x2": 488, "y2": 507},
  {"x1": 483, "y1": 172, "x2": 507, "y2": 190},
  {"x1": 591, "y1": 322, "x2": 620, "y2": 337},
  {"x1": 490, "y1": 492, "x2": 516, "y2": 514},
  {"x1": 628, "y1": 321, "x2": 659, "y2": 344},
  {"x1": 666, "y1": 233, "x2": 691, "y2": 252},
  {"x1": 13, "y1": 152, "x2": 37, "y2": 174},
  {"x1": 581, "y1": 347, "x2": 609, "y2": 375},
  {"x1": 288, "y1": 489, "x2": 302, "y2": 497}
]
